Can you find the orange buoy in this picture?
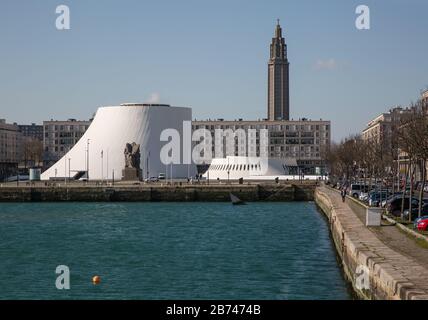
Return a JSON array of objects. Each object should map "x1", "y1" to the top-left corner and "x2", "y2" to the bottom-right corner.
[{"x1": 92, "y1": 275, "x2": 101, "y2": 285}]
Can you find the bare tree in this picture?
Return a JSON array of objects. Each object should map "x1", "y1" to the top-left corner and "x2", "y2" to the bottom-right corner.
[{"x1": 22, "y1": 137, "x2": 43, "y2": 169}]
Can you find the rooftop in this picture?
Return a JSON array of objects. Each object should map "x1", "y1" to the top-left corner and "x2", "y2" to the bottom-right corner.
[{"x1": 120, "y1": 103, "x2": 170, "y2": 107}]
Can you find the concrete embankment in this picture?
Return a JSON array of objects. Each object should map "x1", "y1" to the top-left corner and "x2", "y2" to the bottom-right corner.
[
  {"x1": 0, "y1": 183, "x2": 315, "y2": 202},
  {"x1": 315, "y1": 186, "x2": 428, "y2": 300}
]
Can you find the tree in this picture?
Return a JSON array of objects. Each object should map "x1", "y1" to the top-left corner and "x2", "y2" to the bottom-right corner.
[{"x1": 21, "y1": 137, "x2": 43, "y2": 168}]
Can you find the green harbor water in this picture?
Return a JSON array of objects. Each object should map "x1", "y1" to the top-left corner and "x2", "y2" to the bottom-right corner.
[{"x1": 0, "y1": 202, "x2": 351, "y2": 299}]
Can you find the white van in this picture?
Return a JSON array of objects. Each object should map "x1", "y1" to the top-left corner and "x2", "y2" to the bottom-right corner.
[{"x1": 349, "y1": 184, "x2": 369, "y2": 198}]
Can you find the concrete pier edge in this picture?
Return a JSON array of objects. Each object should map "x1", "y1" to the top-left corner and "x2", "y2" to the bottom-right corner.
[
  {"x1": 315, "y1": 186, "x2": 428, "y2": 300},
  {"x1": 0, "y1": 183, "x2": 315, "y2": 202}
]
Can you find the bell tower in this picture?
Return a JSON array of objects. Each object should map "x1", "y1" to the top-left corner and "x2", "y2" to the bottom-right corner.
[{"x1": 267, "y1": 20, "x2": 290, "y2": 120}]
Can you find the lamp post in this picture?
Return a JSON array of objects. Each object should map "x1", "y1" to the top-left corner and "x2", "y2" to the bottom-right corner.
[
  {"x1": 106, "y1": 149, "x2": 109, "y2": 181},
  {"x1": 86, "y1": 139, "x2": 90, "y2": 181},
  {"x1": 101, "y1": 150, "x2": 104, "y2": 184},
  {"x1": 227, "y1": 157, "x2": 230, "y2": 184},
  {"x1": 146, "y1": 151, "x2": 150, "y2": 179},
  {"x1": 68, "y1": 158, "x2": 71, "y2": 183},
  {"x1": 64, "y1": 157, "x2": 67, "y2": 185}
]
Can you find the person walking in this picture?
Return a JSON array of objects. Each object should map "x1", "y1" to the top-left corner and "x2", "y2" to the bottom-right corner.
[{"x1": 341, "y1": 188, "x2": 346, "y2": 203}]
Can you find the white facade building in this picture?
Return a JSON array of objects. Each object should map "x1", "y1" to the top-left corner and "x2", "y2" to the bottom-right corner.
[
  {"x1": 192, "y1": 119, "x2": 330, "y2": 174},
  {"x1": 202, "y1": 156, "x2": 311, "y2": 180},
  {"x1": 41, "y1": 104, "x2": 197, "y2": 181}
]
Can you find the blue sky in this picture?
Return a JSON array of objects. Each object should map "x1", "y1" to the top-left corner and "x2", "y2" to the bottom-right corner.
[{"x1": 0, "y1": 0, "x2": 427, "y2": 141}]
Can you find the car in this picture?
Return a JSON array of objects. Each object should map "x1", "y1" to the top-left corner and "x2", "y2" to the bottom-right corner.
[
  {"x1": 381, "y1": 193, "x2": 403, "y2": 208},
  {"x1": 349, "y1": 184, "x2": 363, "y2": 198},
  {"x1": 416, "y1": 217, "x2": 428, "y2": 232},
  {"x1": 403, "y1": 204, "x2": 428, "y2": 221},
  {"x1": 368, "y1": 191, "x2": 390, "y2": 207},
  {"x1": 158, "y1": 173, "x2": 166, "y2": 180},
  {"x1": 145, "y1": 177, "x2": 159, "y2": 182},
  {"x1": 359, "y1": 192, "x2": 369, "y2": 201},
  {"x1": 414, "y1": 216, "x2": 428, "y2": 229},
  {"x1": 349, "y1": 184, "x2": 373, "y2": 198},
  {"x1": 386, "y1": 196, "x2": 420, "y2": 216}
]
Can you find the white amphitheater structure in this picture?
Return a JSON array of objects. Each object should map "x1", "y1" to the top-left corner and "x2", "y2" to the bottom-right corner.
[{"x1": 41, "y1": 103, "x2": 198, "y2": 181}]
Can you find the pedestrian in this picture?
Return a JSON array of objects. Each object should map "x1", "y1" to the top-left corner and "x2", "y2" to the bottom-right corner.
[{"x1": 341, "y1": 188, "x2": 346, "y2": 202}]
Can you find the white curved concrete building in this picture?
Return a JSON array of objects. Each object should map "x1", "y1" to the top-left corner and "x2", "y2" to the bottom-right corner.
[
  {"x1": 203, "y1": 156, "x2": 322, "y2": 181},
  {"x1": 41, "y1": 104, "x2": 197, "y2": 181}
]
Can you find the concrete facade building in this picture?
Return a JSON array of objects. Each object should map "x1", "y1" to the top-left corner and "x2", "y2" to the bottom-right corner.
[
  {"x1": 362, "y1": 107, "x2": 414, "y2": 146},
  {"x1": 18, "y1": 123, "x2": 43, "y2": 141},
  {"x1": 192, "y1": 119, "x2": 330, "y2": 174},
  {"x1": 0, "y1": 119, "x2": 21, "y2": 180},
  {"x1": 268, "y1": 20, "x2": 290, "y2": 121},
  {"x1": 43, "y1": 119, "x2": 91, "y2": 167}
]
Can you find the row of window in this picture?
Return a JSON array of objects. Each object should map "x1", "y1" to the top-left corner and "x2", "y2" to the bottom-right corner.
[
  {"x1": 44, "y1": 125, "x2": 89, "y2": 132},
  {"x1": 44, "y1": 132, "x2": 85, "y2": 138},
  {"x1": 270, "y1": 153, "x2": 321, "y2": 158},
  {"x1": 193, "y1": 125, "x2": 330, "y2": 131},
  {"x1": 210, "y1": 163, "x2": 262, "y2": 171},
  {"x1": 44, "y1": 139, "x2": 80, "y2": 146}
]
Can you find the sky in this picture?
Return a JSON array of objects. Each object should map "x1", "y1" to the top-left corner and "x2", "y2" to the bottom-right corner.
[{"x1": 0, "y1": 0, "x2": 427, "y2": 142}]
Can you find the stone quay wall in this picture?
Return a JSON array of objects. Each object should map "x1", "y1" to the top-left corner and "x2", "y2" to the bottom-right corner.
[
  {"x1": 315, "y1": 187, "x2": 428, "y2": 300},
  {"x1": 0, "y1": 183, "x2": 315, "y2": 202}
]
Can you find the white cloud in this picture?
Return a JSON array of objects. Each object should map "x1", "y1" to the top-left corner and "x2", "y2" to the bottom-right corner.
[
  {"x1": 146, "y1": 92, "x2": 160, "y2": 103},
  {"x1": 314, "y1": 58, "x2": 338, "y2": 71}
]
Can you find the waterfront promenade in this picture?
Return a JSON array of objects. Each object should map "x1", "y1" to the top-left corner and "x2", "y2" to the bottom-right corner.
[{"x1": 315, "y1": 186, "x2": 428, "y2": 300}]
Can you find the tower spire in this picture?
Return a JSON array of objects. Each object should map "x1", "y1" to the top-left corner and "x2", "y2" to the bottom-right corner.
[
  {"x1": 275, "y1": 19, "x2": 282, "y2": 38},
  {"x1": 268, "y1": 20, "x2": 290, "y2": 121}
]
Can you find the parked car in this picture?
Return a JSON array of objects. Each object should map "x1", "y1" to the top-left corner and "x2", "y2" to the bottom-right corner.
[
  {"x1": 403, "y1": 204, "x2": 428, "y2": 221},
  {"x1": 368, "y1": 191, "x2": 390, "y2": 207},
  {"x1": 381, "y1": 193, "x2": 403, "y2": 208},
  {"x1": 416, "y1": 217, "x2": 428, "y2": 232},
  {"x1": 349, "y1": 184, "x2": 373, "y2": 198},
  {"x1": 158, "y1": 173, "x2": 166, "y2": 180},
  {"x1": 386, "y1": 196, "x2": 420, "y2": 216},
  {"x1": 414, "y1": 216, "x2": 428, "y2": 229},
  {"x1": 359, "y1": 192, "x2": 369, "y2": 201},
  {"x1": 349, "y1": 184, "x2": 362, "y2": 198}
]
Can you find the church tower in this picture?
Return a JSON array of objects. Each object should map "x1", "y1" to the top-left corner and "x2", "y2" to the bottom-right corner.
[{"x1": 267, "y1": 20, "x2": 290, "y2": 120}]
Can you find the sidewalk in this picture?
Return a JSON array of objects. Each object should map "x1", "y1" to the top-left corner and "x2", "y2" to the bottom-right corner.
[
  {"x1": 320, "y1": 186, "x2": 428, "y2": 299},
  {"x1": 343, "y1": 192, "x2": 428, "y2": 266}
]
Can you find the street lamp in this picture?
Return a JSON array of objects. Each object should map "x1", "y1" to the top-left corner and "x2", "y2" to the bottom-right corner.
[
  {"x1": 101, "y1": 150, "x2": 104, "y2": 184},
  {"x1": 227, "y1": 157, "x2": 230, "y2": 184},
  {"x1": 64, "y1": 157, "x2": 67, "y2": 185},
  {"x1": 106, "y1": 149, "x2": 109, "y2": 181},
  {"x1": 146, "y1": 151, "x2": 150, "y2": 179},
  {"x1": 86, "y1": 139, "x2": 90, "y2": 181}
]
